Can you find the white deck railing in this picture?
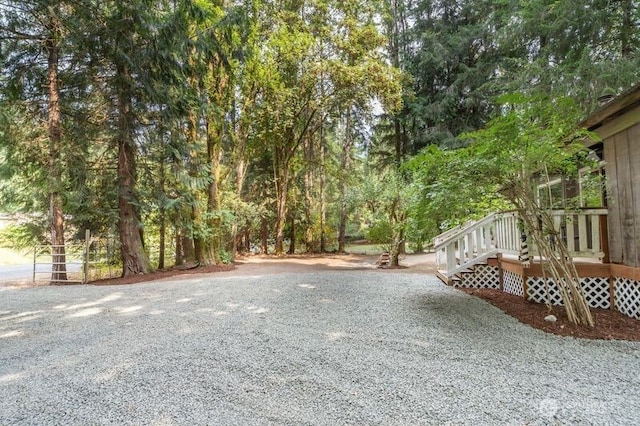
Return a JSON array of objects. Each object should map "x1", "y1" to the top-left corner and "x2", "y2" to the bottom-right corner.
[{"x1": 434, "y1": 209, "x2": 608, "y2": 278}]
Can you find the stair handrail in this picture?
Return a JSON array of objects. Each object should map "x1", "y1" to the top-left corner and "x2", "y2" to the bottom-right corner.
[
  {"x1": 432, "y1": 218, "x2": 477, "y2": 245},
  {"x1": 433, "y1": 212, "x2": 497, "y2": 251}
]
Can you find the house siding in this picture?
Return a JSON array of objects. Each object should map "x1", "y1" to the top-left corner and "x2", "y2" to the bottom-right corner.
[{"x1": 605, "y1": 122, "x2": 640, "y2": 267}]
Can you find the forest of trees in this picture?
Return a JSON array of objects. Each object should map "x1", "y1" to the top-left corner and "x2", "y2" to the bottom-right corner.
[{"x1": 0, "y1": 0, "x2": 638, "y2": 278}]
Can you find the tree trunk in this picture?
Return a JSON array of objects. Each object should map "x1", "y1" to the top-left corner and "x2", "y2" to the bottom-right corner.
[
  {"x1": 229, "y1": 83, "x2": 251, "y2": 259},
  {"x1": 274, "y1": 149, "x2": 289, "y2": 256},
  {"x1": 202, "y1": 57, "x2": 228, "y2": 265},
  {"x1": 320, "y1": 128, "x2": 327, "y2": 252},
  {"x1": 158, "y1": 206, "x2": 165, "y2": 270},
  {"x1": 158, "y1": 136, "x2": 166, "y2": 270},
  {"x1": 275, "y1": 186, "x2": 288, "y2": 255},
  {"x1": 204, "y1": 124, "x2": 222, "y2": 265},
  {"x1": 621, "y1": 0, "x2": 633, "y2": 58},
  {"x1": 509, "y1": 182, "x2": 594, "y2": 327},
  {"x1": 243, "y1": 228, "x2": 251, "y2": 252},
  {"x1": 45, "y1": 12, "x2": 67, "y2": 284},
  {"x1": 303, "y1": 136, "x2": 315, "y2": 252},
  {"x1": 116, "y1": 62, "x2": 151, "y2": 276},
  {"x1": 288, "y1": 214, "x2": 296, "y2": 255},
  {"x1": 338, "y1": 110, "x2": 352, "y2": 253},
  {"x1": 117, "y1": 138, "x2": 151, "y2": 276},
  {"x1": 182, "y1": 234, "x2": 195, "y2": 263},
  {"x1": 261, "y1": 217, "x2": 268, "y2": 254},
  {"x1": 175, "y1": 229, "x2": 183, "y2": 266}
]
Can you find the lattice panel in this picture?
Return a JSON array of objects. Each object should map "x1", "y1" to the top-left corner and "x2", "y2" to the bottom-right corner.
[
  {"x1": 503, "y1": 270, "x2": 524, "y2": 296},
  {"x1": 581, "y1": 277, "x2": 611, "y2": 309},
  {"x1": 457, "y1": 265, "x2": 500, "y2": 289},
  {"x1": 526, "y1": 277, "x2": 610, "y2": 309},
  {"x1": 526, "y1": 277, "x2": 562, "y2": 306},
  {"x1": 614, "y1": 277, "x2": 640, "y2": 320}
]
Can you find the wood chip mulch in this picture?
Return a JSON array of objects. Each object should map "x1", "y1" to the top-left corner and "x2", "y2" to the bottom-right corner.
[{"x1": 461, "y1": 288, "x2": 640, "y2": 341}]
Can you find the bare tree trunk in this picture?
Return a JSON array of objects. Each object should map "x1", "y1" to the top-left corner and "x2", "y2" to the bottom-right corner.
[
  {"x1": 158, "y1": 206, "x2": 165, "y2": 270},
  {"x1": 510, "y1": 183, "x2": 594, "y2": 327},
  {"x1": 261, "y1": 217, "x2": 268, "y2": 254},
  {"x1": 288, "y1": 215, "x2": 296, "y2": 254},
  {"x1": 45, "y1": 11, "x2": 67, "y2": 284},
  {"x1": 115, "y1": 60, "x2": 151, "y2": 277},
  {"x1": 621, "y1": 0, "x2": 633, "y2": 58},
  {"x1": 175, "y1": 229, "x2": 183, "y2": 266},
  {"x1": 320, "y1": 130, "x2": 327, "y2": 252},
  {"x1": 274, "y1": 149, "x2": 289, "y2": 256},
  {"x1": 158, "y1": 129, "x2": 166, "y2": 270},
  {"x1": 338, "y1": 110, "x2": 352, "y2": 253},
  {"x1": 202, "y1": 57, "x2": 228, "y2": 265},
  {"x1": 303, "y1": 136, "x2": 315, "y2": 252},
  {"x1": 182, "y1": 234, "x2": 195, "y2": 263},
  {"x1": 244, "y1": 229, "x2": 251, "y2": 252}
]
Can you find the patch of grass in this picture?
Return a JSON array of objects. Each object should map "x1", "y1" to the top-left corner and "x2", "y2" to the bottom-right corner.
[{"x1": 344, "y1": 244, "x2": 385, "y2": 255}]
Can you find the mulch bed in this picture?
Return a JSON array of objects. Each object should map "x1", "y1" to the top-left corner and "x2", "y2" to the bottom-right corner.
[{"x1": 461, "y1": 288, "x2": 640, "y2": 342}]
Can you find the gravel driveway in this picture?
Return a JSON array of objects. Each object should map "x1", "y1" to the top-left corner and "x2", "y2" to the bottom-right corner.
[{"x1": 1, "y1": 269, "x2": 639, "y2": 425}]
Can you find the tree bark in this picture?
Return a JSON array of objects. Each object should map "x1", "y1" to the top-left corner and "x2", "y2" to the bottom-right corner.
[
  {"x1": 175, "y1": 229, "x2": 183, "y2": 266},
  {"x1": 261, "y1": 217, "x2": 268, "y2": 254},
  {"x1": 116, "y1": 61, "x2": 151, "y2": 276},
  {"x1": 288, "y1": 214, "x2": 296, "y2": 255},
  {"x1": 620, "y1": 0, "x2": 633, "y2": 58},
  {"x1": 158, "y1": 128, "x2": 166, "y2": 270},
  {"x1": 45, "y1": 10, "x2": 67, "y2": 284},
  {"x1": 320, "y1": 126, "x2": 327, "y2": 253},
  {"x1": 274, "y1": 148, "x2": 289, "y2": 256},
  {"x1": 202, "y1": 57, "x2": 228, "y2": 265},
  {"x1": 303, "y1": 136, "x2": 315, "y2": 252},
  {"x1": 338, "y1": 110, "x2": 352, "y2": 253},
  {"x1": 508, "y1": 181, "x2": 594, "y2": 327}
]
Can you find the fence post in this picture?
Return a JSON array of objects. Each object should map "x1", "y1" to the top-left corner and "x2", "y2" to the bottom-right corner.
[
  {"x1": 84, "y1": 229, "x2": 90, "y2": 284},
  {"x1": 33, "y1": 246, "x2": 37, "y2": 283}
]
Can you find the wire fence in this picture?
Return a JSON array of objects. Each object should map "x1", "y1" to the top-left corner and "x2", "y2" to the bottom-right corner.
[
  {"x1": 32, "y1": 231, "x2": 178, "y2": 284},
  {"x1": 33, "y1": 244, "x2": 86, "y2": 284}
]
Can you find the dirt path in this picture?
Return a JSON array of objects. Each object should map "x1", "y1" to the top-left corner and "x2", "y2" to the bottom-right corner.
[
  {"x1": 222, "y1": 252, "x2": 438, "y2": 276},
  {"x1": 0, "y1": 252, "x2": 438, "y2": 289}
]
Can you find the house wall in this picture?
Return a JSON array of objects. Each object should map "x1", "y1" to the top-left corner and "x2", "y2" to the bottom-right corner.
[{"x1": 603, "y1": 121, "x2": 640, "y2": 267}]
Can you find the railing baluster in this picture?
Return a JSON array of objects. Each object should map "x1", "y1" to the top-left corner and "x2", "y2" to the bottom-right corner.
[
  {"x1": 447, "y1": 241, "x2": 456, "y2": 271},
  {"x1": 578, "y1": 214, "x2": 588, "y2": 252},
  {"x1": 591, "y1": 214, "x2": 600, "y2": 255},
  {"x1": 566, "y1": 214, "x2": 575, "y2": 252},
  {"x1": 433, "y1": 208, "x2": 608, "y2": 278}
]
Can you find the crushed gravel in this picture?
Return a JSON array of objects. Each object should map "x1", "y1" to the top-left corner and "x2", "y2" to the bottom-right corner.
[{"x1": 1, "y1": 271, "x2": 639, "y2": 425}]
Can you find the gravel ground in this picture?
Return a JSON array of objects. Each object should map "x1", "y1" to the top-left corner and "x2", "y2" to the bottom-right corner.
[{"x1": 1, "y1": 271, "x2": 639, "y2": 425}]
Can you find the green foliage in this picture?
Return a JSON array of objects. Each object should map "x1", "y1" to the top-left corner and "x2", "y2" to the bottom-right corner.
[
  {"x1": 409, "y1": 94, "x2": 596, "y2": 238},
  {"x1": 0, "y1": 0, "x2": 637, "y2": 270},
  {"x1": 365, "y1": 220, "x2": 392, "y2": 244},
  {"x1": 0, "y1": 223, "x2": 47, "y2": 251}
]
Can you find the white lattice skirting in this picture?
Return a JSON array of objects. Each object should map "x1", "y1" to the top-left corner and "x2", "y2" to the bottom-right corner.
[
  {"x1": 503, "y1": 270, "x2": 524, "y2": 296},
  {"x1": 526, "y1": 277, "x2": 611, "y2": 309},
  {"x1": 614, "y1": 277, "x2": 640, "y2": 320},
  {"x1": 455, "y1": 265, "x2": 500, "y2": 289}
]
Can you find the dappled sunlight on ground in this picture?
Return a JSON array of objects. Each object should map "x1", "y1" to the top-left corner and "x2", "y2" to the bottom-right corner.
[
  {"x1": 67, "y1": 307, "x2": 103, "y2": 318},
  {"x1": 324, "y1": 331, "x2": 350, "y2": 341},
  {"x1": 0, "y1": 330, "x2": 24, "y2": 338},
  {"x1": 298, "y1": 284, "x2": 316, "y2": 289},
  {"x1": 114, "y1": 306, "x2": 144, "y2": 315},
  {"x1": 0, "y1": 373, "x2": 24, "y2": 384}
]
